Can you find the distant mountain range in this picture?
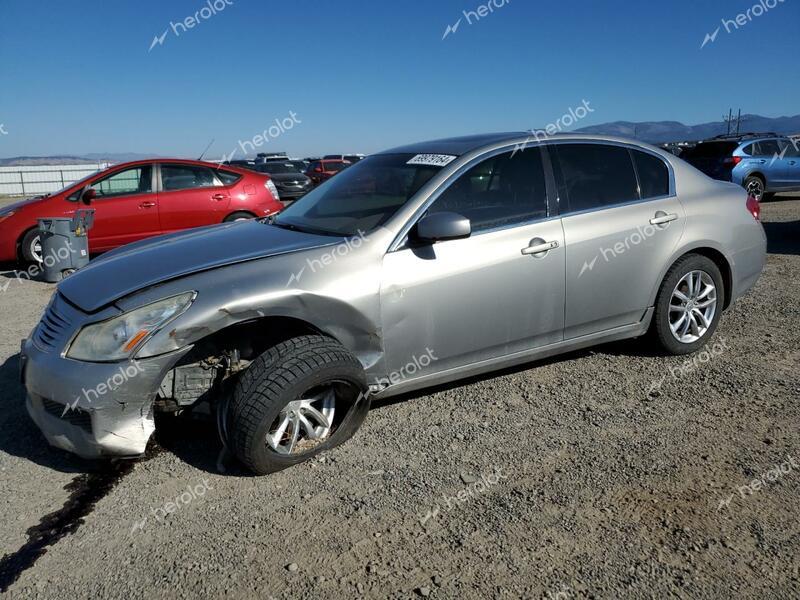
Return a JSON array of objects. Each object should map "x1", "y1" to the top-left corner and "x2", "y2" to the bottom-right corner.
[
  {"x1": 2, "y1": 114, "x2": 799, "y2": 166},
  {"x1": 575, "y1": 113, "x2": 800, "y2": 144}
]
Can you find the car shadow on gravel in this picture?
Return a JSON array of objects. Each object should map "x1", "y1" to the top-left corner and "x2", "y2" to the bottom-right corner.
[
  {"x1": 0, "y1": 353, "x2": 97, "y2": 474},
  {"x1": 762, "y1": 220, "x2": 800, "y2": 256},
  {"x1": 372, "y1": 336, "x2": 657, "y2": 411}
]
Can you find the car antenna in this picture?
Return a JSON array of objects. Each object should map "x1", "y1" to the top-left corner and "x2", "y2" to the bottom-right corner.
[{"x1": 198, "y1": 138, "x2": 215, "y2": 161}]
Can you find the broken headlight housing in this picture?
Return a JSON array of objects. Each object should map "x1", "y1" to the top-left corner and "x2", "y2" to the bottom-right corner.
[{"x1": 67, "y1": 292, "x2": 195, "y2": 362}]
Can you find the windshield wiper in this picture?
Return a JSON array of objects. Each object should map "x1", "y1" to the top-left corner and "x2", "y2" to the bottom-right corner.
[{"x1": 269, "y1": 220, "x2": 343, "y2": 237}]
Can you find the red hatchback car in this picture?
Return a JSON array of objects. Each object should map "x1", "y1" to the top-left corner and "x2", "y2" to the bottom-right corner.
[
  {"x1": 0, "y1": 158, "x2": 283, "y2": 264},
  {"x1": 305, "y1": 159, "x2": 350, "y2": 185}
]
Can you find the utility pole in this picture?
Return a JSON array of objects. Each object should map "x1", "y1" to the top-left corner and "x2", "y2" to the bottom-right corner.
[
  {"x1": 723, "y1": 109, "x2": 734, "y2": 135},
  {"x1": 735, "y1": 109, "x2": 742, "y2": 135}
]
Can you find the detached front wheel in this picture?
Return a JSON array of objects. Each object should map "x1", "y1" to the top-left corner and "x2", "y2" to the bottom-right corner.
[{"x1": 228, "y1": 335, "x2": 369, "y2": 474}]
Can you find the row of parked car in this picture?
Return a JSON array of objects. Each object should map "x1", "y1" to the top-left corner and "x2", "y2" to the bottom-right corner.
[
  {"x1": 3, "y1": 132, "x2": 795, "y2": 267},
  {"x1": 676, "y1": 132, "x2": 800, "y2": 201}
]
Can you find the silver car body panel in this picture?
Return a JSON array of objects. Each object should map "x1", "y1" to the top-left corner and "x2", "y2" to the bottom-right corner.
[{"x1": 21, "y1": 133, "x2": 767, "y2": 457}]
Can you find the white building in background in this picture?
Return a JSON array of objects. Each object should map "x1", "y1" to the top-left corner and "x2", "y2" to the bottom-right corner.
[{"x1": 0, "y1": 163, "x2": 111, "y2": 197}]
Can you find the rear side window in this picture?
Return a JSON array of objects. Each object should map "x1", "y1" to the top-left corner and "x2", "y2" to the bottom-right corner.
[
  {"x1": 552, "y1": 143, "x2": 639, "y2": 213},
  {"x1": 427, "y1": 147, "x2": 548, "y2": 232},
  {"x1": 161, "y1": 164, "x2": 219, "y2": 191},
  {"x1": 741, "y1": 143, "x2": 755, "y2": 156},
  {"x1": 755, "y1": 140, "x2": 781, "y2": 157},
  {"x1": 216, "y1": 169, "x2": 242, "y2": 185},
  {"x1": 632, "y1": 150, "x2": 670, "y2": 199}
]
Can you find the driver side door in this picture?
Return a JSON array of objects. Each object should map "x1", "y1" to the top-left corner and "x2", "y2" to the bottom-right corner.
[{"x1": 379, "y1": 147, "x2": 565, "y2": 381}]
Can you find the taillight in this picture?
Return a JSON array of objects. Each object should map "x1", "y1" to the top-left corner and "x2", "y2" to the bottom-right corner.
[
  {"x1": 746, "y1": 194, "x2": 760, "y2": 221},
  {"x1": 723, "y1": 156, "x2": 743, "y2": 166}
]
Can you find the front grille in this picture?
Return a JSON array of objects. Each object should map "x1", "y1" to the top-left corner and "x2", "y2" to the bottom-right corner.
[
  {"x1": 41, "y1": 398, "x2": 93, "y2": 433},
  {"x1": 33, "y1": 294, "x2": 74, "y2": 353}
]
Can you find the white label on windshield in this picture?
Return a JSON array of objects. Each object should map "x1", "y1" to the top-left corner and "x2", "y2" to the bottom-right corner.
[{"x1": 406, "y1": 154, "x2": 458, "y2": 167}]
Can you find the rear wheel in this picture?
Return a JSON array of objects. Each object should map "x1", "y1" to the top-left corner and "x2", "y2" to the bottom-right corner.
[
  {"x1": 228, "y1": 335, "x2": 369, "y2": 474},
  {"x1": 223, "y1": 211, "x2": 256, "y2": 222},
  {"x1": 20, "y1": 228, "x2": 42, "y2": 264},
  {"x1": 744, "y1": 175, "x2": 766, "y2": 202},
  {"x1": 652, "y1": 254, "x2": 725, "y2": 355}
]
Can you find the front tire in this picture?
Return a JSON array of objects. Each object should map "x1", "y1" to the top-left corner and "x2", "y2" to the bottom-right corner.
[
  {"x1": 228, "y1": 335, "x2": 369, "y2": 474},
  {"x1": 223, "y1": 211, "x2": 256, "y2": 222},
  {"x1": 652, "y1": 254, "x2": 725, "y2": 355},
  {"x1": 20, "y1": 228, "x2": 42, "y2": 264}
]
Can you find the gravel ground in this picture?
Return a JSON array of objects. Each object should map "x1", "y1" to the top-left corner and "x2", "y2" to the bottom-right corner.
[{"x1": 0, "y1": 197, "x2": 798, "y2": 599}]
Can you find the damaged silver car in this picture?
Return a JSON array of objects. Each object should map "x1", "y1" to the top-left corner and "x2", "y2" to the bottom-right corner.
[{"x1": 22, "y1": 133, "x2": 767, "y2": 474}]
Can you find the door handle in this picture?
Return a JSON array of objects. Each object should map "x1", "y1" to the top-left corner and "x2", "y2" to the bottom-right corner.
[
  {"x1": 758, "y1": 159, "x2": 767, "y2": 164},
  {"x1": 521, "y1": 240, "x2": 559, "y2": 255},
  {"x1": 649, "y1": 212, "x2": 678, "y2": 225},
  {"x1": 212, "y1": 194, "x2": 227, "y2": 201},
  {"x1": 789, "y1": 160, "x2": 797, "y2": 165},
  {"x1": 139, "y1": 201, "x2": 156, "y2": 208}
]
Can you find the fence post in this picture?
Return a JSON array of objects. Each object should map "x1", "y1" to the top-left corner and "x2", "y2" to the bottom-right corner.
[
  {"x1": 19, "y1": 171, "x2": 25, "y2": 197},
  {"x1": 60, "y1": 170, "x2": 65, "y2": 188}
]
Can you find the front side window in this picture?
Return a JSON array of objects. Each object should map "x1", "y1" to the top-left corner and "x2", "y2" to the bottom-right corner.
[
  {"x1": 161, "y1": 164, "x2": 219, "y2": 191},
  {"x1": 632, "y1": 150, "x2": 670, "y2": 199},
  {"x1": 426, "y1": 148, "x2": 548, "y2": 232},
  {"x1": 553, "y1": 143, "x2": 639, "y2": 213},
  {"x1": 275, "y1": 153, "x2": 445, "y2": 236},
  {"x1": 92, "y1": 166, "x2": 152, "y2": 198}
]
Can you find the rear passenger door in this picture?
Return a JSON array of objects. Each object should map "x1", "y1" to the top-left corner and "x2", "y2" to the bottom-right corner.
[
  {"x1": 551, "y1": 143, "x2": 685, "y2": 339},
  {"x1": 157, "y1": 163, "x2": 231, "y2": 233}
]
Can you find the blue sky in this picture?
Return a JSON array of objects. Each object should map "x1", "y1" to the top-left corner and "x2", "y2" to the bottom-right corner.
[{"x1": 0, "y1": 0, "x2": 798, "y2": 158}]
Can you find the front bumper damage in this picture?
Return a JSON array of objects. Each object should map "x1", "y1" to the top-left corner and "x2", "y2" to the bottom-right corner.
[{"x1": 21, "y1": 301, "x2": 190, "y2": 458}]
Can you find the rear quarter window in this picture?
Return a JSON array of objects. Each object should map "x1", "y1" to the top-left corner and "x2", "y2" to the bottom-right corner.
[
  {"x1": 216, "y1": 169, "x2": 242, "y2": 185},
  {"x1": 632, "y1": 150, "x2": 670, "y2": 199}
]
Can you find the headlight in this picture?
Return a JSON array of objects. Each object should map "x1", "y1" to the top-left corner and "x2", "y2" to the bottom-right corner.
[
  {"x1": 265, "y1": 179, "x2": 280, "y2": 200},
  {"x1": 67, "y1": 292, "x2": 195, "y2": 362}
]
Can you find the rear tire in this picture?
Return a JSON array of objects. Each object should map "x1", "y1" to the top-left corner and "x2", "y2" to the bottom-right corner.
[
  {"x1": 743, "y1": 175, "x2": 766, "y2": 202},
  {"x1": 223, "y1": 211, "x2": 256, "y2": 222},
  {"x1": 228, "y1": 335, "x2": 369, "y2": 475},
  {"x1": 652, "y1": 254, "x2": 725, "y2": 355},
  {"x1": 19, "y1": 228, "x2": 42, "y2": 264}
]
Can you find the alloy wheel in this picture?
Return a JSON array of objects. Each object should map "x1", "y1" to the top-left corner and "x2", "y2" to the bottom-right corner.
[
  {"x1": 668, "y1": 270, "x2": 717, "y2": 344},
  {"x1": 746, "y1": 178, "x2": 764, "y2": 201},
  {"x1": 266, "y1": 384, "x2": 339, "y2": 455},
  {"x1": 31, "y1": 235, "x2": 43, "y2": 263}
]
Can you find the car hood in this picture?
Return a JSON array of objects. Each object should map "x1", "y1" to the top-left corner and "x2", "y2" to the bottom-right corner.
[
  {"x1": 0, "y1": 195, "x2": 54, "y2": 214},
  {"x1": 267, "y1": 172, "x2": 311, "y2": 184},
  {"x1": 58, "y1": 220, "x2": 340, "y2": 312}
]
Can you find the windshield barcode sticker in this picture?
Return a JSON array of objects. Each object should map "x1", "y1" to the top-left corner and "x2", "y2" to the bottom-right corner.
[{"x1": 406, "y1": 154, "x2": 458, "y2": 167}]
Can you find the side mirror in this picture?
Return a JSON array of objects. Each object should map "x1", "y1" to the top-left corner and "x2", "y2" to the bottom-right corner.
[
  {"x1": 413, "y1": 211, "x2": 471, "y2": 243},
  {"x1": 80, "y1": 186, "x2": 96, "y2": 206}
]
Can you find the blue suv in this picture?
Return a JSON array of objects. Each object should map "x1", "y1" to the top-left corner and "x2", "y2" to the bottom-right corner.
[{"x1": 682, "y1": 133, "x2": 800, "y2": 201}]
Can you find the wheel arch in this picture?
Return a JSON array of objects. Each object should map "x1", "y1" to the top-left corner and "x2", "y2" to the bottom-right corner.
[{"x1": 652, "y1": 245, "x2": 733, "y2": 310}]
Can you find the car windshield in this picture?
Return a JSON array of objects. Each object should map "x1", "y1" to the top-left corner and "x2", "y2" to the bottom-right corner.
[
  {"x1": 259, "y1": 162, "x2": 300, "y2": 174},
  {"x1": 274, "y1": 153, "x2": 446, "y2": 236}
]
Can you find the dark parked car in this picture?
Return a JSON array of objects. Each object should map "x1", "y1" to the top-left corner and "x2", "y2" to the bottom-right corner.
[
  {"x1": 255, "y1": 162, "x2": 313, "y2": 201},
  {"x1": 223, "y1": 159, "x2": 257, "y2": 171},
  {"x1": 306, "y1": 159, "x2": 350, "y2": 185}
]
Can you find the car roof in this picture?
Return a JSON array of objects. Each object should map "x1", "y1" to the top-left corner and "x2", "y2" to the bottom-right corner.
[
  {"x1": 378, "y1": 132, "x2": 666, "y2": 157},
  {"x1": 103, "y1": 158, "x2": 256, "y2": 175}
]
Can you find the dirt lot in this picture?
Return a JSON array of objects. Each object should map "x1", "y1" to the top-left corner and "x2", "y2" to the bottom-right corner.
[{"x1": 0, "y1": 198, "x2": 798, "y2": 599}]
